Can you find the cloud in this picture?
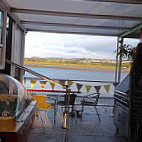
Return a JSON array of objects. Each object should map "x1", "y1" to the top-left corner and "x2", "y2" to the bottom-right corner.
[
  {"x1": 25, "y1": 31, "x2": 138, "y2": 59},
  {"x1": 77, "y1": 37, "x2": 117, "y2": 53},
  {"x1": 63, "y1": 39, "x2": 78, "y2": 47},
  {"x1": 67, "y1": 49, "x2": 80, "y2": 53},
  {"x1": 25, "y1": 32, "x2": 117, "y2": 59}
]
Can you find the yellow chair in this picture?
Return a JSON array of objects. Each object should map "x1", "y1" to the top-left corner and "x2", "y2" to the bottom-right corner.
[{"x1": 33, "y1": 95, "x2": 53, "y2": 128}]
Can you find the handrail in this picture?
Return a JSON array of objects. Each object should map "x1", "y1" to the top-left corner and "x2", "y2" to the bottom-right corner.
[
  {"x1": 5, "y1": 59, "x2": 76, "y2": 129},
  {"x1": 5, "y1": 59, "x2": 65, "y2": 89}
]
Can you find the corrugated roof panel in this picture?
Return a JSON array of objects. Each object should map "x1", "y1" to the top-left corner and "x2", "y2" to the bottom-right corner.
[
  {"x1": 4, "y1": 0, "x2": 142, "y2": 37},
  {"x1": 24, "y1": 24, "x2": 126, "y2": 36},
  {"x1": 16, "y1": 13, "x2": 139, "y2": 28},
  {"x1": 6, "y1": 0, "x2": 142, "y2": 17}
]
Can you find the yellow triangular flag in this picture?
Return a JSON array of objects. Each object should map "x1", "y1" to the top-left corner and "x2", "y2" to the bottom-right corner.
[
  {"x1": 49, "y1": 82, "x2": 55, "y2": 90},
  {"x1": 41, "y1": 77, "x2": 64, "y2": 89},
  {"x1": 68, "y1": 81, "x2": 74, "y2": 88},
  {"x1": 104, "y1": 85, "x2": 110, "y2": 93},
  {"x1": 30, "y1": 79, "x2": 37, "y2": 89},
  {"x1": 85, "y1": 85, "x2": 91, "y2": 94},
  {"x1": 40, "y1": 81, "x2": 47, "y2": 89}
]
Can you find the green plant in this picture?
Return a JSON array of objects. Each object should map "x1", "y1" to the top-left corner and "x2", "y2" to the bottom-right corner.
[
  {"x1": 117, "y1": 44, "x2": 136, "y2": 60},
  {"x1": 127, "y1": 47, "x2": 136, "y2": 60}
]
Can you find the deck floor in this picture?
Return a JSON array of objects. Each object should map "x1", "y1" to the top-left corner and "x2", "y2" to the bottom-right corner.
[{"x1": 28, "y1": 106, "x2": 128, "y2": 142}]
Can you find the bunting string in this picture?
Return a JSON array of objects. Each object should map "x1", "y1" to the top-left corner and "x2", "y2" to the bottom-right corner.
[
  {"x1": 85, "y1": 85, "x2": 91, "y2": 94},
  {"x1": 29, "y1": 78, "x2": 112, "y2": 94},
  {"x1": 68, "y1": 81, "x2": 74, "y2": 88},
  {"x1": 76, "y1": 83, "x2": 83, "y2": 91},
  {"x1": 103, "y1": 85, "x2": 110, "y2": 93},
  {"x1": 49, "y1": 82, "x2": 55, "y2": 90},
  {"x1": 59, "y1": 80, "x2": 66, "y2": 86},
  {"x1": 30, "y1": 79, "x2": 37, "y2": 89},
  {"x1": 39, "y1": 81, "x2": 47, "y2": 89},
  {"x1": 94, "y1": 86, "x2": 101, "y2": 93}
]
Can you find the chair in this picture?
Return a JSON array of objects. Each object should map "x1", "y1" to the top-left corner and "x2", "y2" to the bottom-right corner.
[
  {"x1": 33, "y1": 94, "x2": 55, "y2": 128},
  {"x1": 58, "y1": 93, "x2": 77, "y2": 113},
  {"x1": 57, "y1": 93, "x2": 77, "y2": 128},
  {"x1": 81, "y1": 93, "x2": 101, "y2": 121}
]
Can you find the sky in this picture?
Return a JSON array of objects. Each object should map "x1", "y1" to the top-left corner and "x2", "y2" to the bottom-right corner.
[{"x1": 25, "y1": 31, "x2": 139, "y2": 59}]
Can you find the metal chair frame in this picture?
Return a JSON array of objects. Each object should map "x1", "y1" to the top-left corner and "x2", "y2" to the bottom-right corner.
[{"x1": 81, "y1": 93, "x2": 101, "y2": 121}]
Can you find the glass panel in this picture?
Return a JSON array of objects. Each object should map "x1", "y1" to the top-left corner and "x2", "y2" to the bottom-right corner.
[
  {"x1": 0, "y1": 48, "x2": 1, "y2": 64},
  {"x1": 6, "y1": 16, "x2": 9, "y2": 28},
  {"x1": 0, "y1": 11, "x2": 3, "y2": 44},
  {"x1": 0, "y1": 74, "x2": 32, "y2": 118}
]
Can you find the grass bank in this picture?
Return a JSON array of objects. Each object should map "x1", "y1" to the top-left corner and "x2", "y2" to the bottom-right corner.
[{"x1": 24, "y1": 59, "x2": 131, "y2": 71}]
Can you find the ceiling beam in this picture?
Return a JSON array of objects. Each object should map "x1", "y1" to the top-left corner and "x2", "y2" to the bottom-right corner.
[
  {"x1": 12, "y1": 8, "x2": 142, "y2": 21},
  {"x1": 27, "y1": 28, "x2": 118, "y2": 37},
  {"x1": 73, "y1": 0, "x2": 142, "y2": 4},
  {"x1": 21, "y1": 21, "x2": 130, "y2": 30}
]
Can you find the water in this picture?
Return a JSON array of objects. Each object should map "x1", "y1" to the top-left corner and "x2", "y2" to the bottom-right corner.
[
  {"x1": 24, "y1": 66, "x2": 128, "y2": 96},
  {"x1": 25, "y1": 66, "x2": 128, "y2": 81}
]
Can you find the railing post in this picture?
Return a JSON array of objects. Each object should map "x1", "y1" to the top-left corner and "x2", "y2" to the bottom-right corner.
[
  {"x1": 118, "y1": 38, "x2": 124, "y2": 83},
  {"x1": 23, "y1": 77, "x2": 26, "y2": 87},
  {"x1": 115, "y1": 37, "x2": 124, "y2": 84},
  {"x1": 54, "y1": 99, "x2": 57, "y2": 123}
]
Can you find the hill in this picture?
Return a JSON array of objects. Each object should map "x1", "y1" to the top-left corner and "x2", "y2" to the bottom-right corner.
[{"x1": 24, "y1": 57, "x2": 131, "y2": 70}]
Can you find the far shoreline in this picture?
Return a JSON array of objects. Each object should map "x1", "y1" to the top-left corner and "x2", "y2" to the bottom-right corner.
[{"x1": 24, "y1": 63, "x2": 129, "y2": 73}]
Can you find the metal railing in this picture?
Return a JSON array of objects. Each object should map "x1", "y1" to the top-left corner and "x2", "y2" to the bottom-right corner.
[
  {"x1": 6, "y1": 59, "x2": 115, "y2": 107},
  {"x1": 23, "y1": 76, "x2": 115, "y2": 107}
]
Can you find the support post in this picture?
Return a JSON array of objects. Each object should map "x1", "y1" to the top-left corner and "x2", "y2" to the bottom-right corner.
[
  {"x1": 62, "y1": 86, "x2": 70, "y2": 129},
  {"x1": 115, "y1": 37, "x2": 119, "y2": 84},
  {"x1": 118, "y1": 38, "x2": 124, "y2": 83}
]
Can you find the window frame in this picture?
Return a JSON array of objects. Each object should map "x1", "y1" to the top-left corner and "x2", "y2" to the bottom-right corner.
[{"x1": 0, "y1": 6, "x2": 7, "y2": 69}]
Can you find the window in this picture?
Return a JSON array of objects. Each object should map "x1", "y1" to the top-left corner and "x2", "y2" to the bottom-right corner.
[
  {"x1": 0, "y1": 11, "x2": 3, "y2": 65},
  {"x1": 0, "y1": 9, "x2": 6, "y2": 69},
  {"x1": 0, "y1": 11, "x2": 3, "y2": 45}
]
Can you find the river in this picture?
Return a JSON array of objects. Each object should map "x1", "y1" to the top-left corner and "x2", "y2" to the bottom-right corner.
[{"x1": 24, "y1": 66, "x2": 128, "y2": 97}]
